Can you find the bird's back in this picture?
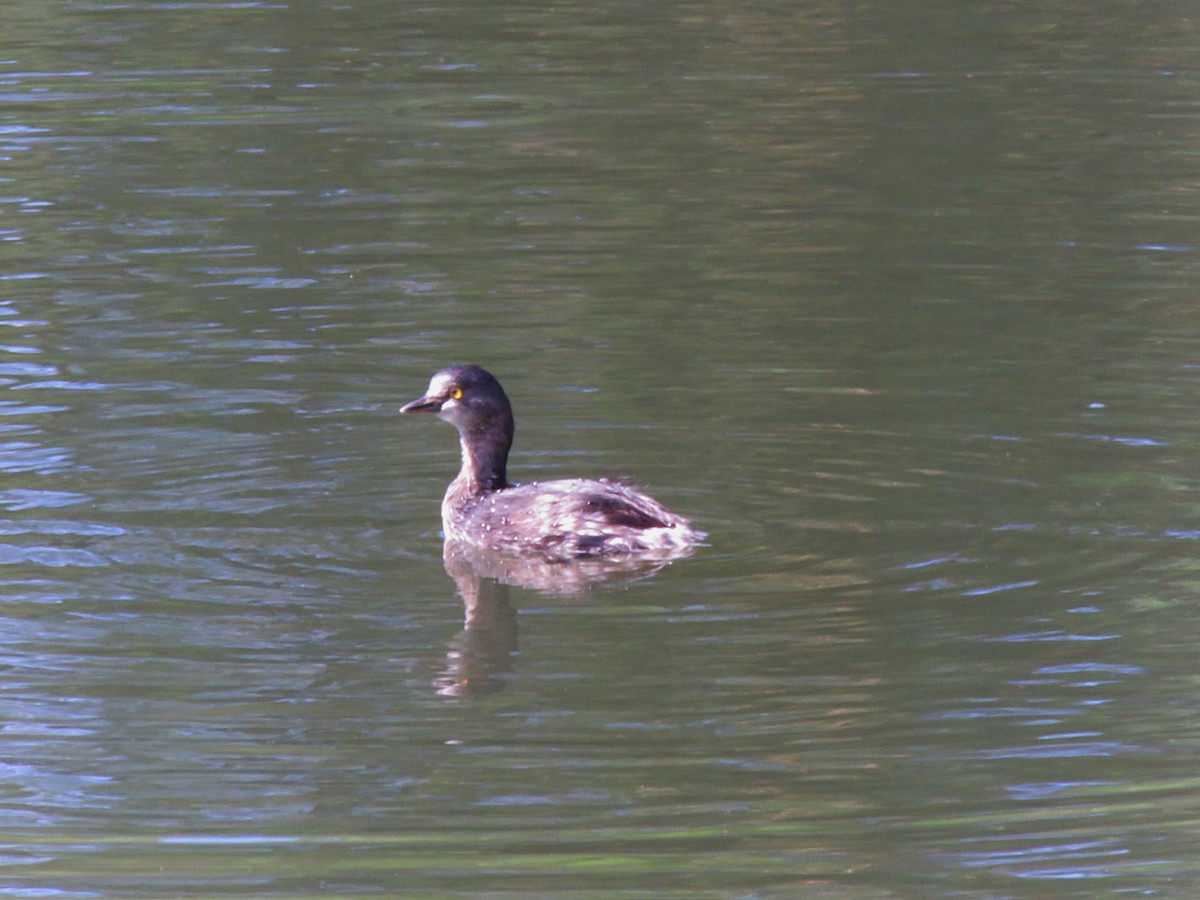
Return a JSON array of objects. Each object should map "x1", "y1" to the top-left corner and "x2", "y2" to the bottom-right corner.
[{"x1": 443, "y1": 476, "x2": 704, "y2": 560}]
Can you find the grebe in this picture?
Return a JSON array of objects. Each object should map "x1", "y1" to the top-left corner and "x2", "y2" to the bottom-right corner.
[{"x1": 401, "y1": 365, "x2": 704, "y2": 560}]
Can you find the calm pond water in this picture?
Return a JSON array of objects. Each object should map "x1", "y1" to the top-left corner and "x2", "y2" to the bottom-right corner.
[{"x1": 2, "y1": 0, "x2": 1200, "y2": 896}]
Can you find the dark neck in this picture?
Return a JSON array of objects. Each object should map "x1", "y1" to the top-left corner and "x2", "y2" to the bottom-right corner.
[{"x1": 456, "y1": 422, "x2": 512, "y2": 494}]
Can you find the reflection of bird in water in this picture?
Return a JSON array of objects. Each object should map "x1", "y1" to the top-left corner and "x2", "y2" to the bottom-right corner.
[
  {"x1": 401, "y1": 365, "x2": 704, "y2": 561},
  {"x1": 433, "y1": 538, "x2": 684, "y2": 697},
  {"x1": 442, "y1": 536, "x2": 678, "y2": 597},
  {"x1": 433, "y1": 545, "x2": 518, "y2": 698}
]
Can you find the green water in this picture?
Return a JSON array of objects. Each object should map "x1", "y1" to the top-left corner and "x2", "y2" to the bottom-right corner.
[{"x1": 0, "y1": 0, "x2": 1198, "y2": 895}]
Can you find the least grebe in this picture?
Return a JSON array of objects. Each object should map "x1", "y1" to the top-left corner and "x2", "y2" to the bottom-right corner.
[{"x1": 401, "y1": 365, "x2": 704, "y2": 559}]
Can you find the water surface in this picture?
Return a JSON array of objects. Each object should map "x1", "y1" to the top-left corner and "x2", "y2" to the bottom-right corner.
[{"x1": 1, "y1": 0, "x2": 1199, "y2": 895}]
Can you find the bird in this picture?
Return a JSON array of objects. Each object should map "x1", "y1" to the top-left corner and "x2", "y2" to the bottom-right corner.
[{"x1": 401, "y1": 365, "x2": 704, "y2": 560}]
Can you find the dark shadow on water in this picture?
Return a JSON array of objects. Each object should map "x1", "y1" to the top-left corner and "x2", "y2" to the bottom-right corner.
[{"x1": 433, "y1": 538, "x2": 695, "y2": 697}]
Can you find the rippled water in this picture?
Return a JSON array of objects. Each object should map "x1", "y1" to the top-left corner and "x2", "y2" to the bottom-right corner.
[{"x1": 2, "y1": 0, "x2": 1200, "y2": 896}]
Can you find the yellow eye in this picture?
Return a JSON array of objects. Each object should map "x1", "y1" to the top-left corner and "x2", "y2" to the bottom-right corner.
[{"x1": 450, "y1": 387, "x2": 463, "y2": 400}]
